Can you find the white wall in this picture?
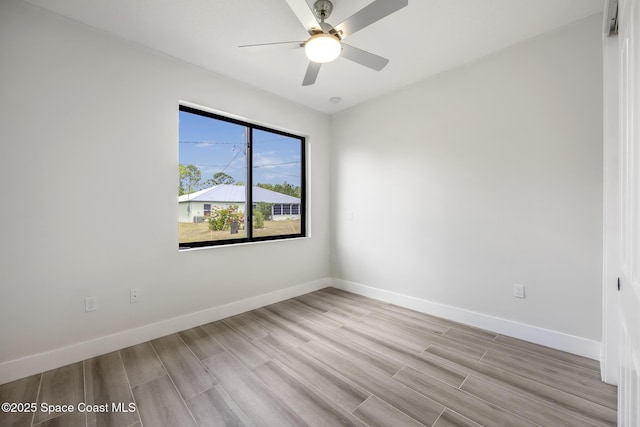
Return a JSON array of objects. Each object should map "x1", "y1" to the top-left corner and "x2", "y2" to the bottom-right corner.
[
  {"x1": 331, "y1": 15, "x2": 604, "y2": 343},
  {"x1": 0, "y1": 0, "x2": 331, "y2": 380}
]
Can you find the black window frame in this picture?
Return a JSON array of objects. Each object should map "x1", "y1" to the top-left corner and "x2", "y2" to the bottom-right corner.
[{"x1": 178, "y1": 105, "x2": 306, "y2": 250}]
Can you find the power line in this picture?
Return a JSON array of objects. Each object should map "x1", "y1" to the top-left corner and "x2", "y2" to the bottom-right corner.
[
  {"x1": 221, "y1": 149, "x2": 243, "y2": 174},
  {"x1": 253, "y1": 161, "x2": 300, "y2": 168},
  {"x1": 182, "y1": 160, "x2": 299, "y2": 169}
]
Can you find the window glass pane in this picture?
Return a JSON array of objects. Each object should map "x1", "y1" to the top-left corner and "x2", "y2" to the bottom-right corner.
[
  {"x1": 178, "y1": 110, "x2": 247, "y2": 245},
  {"x1": 252, "y1": 129, "x2": 302, "y2": 238},
  {"x1": 178, "y1": 105, "x2": 305, "y2": 249}
]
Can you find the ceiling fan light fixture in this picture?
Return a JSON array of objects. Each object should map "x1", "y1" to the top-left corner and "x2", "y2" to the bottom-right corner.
[{"x1": 304, "y1": 34, "x2": 341, "y2": 63}]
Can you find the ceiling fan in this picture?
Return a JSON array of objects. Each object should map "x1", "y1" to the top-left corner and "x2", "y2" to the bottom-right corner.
[{"x1": 240, "y1": 0, "x2": 408, "y2": 86}]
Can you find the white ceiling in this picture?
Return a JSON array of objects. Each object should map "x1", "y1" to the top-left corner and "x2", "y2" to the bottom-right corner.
[{"x1": 23, "y1": 0, "x2": 604, "y2": 114}]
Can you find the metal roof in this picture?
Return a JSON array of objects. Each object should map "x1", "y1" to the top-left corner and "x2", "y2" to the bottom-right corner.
[{"x1": 178, "y1": 184, "x2": 300, "y2": 204}]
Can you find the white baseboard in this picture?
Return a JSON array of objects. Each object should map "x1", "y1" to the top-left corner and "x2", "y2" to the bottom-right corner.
[
  {"x1": 0, "y1": 278, "x2": 330, "y2": 385},
  {"x1": 332, "y1": 278, "x2": 602, "y2": 361}
]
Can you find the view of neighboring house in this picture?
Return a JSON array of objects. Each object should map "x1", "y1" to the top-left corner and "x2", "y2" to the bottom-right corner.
[{"x1": 178, "y1": 184, "x2": 301, "y2": 223}]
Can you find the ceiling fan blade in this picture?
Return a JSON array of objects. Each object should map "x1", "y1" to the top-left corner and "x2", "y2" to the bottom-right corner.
[
  {"x1": 341, "y1": 43, "x2": 389, "y2": 71},
  {"x1": 302, "y1": 61, "x2": 321, "y2": 86},
  {"x1": 239, "y1": 41, "x2": 303, "y2": 50},
  {"x1": 284, "y1": 0, "x2": 319, "y2": 32},
  {"x1": 334, "y1": 0, "x2": 408, "y2": 40}
]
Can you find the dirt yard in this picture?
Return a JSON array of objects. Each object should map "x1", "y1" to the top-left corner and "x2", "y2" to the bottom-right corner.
[{"x1": 179, "y1": 220, "x2": 301, "y2": 243}]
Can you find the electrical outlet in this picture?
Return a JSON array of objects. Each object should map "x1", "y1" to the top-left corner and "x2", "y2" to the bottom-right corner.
[
  {"x1": 130, "y1": 288, "x2": 140, "y2": 303},
  {"x1": 514, "y1": 284, "x2": 525, "y2": 299},
  {"x1": 85, "y1": 296, "x2": 97, "y2": 312}
]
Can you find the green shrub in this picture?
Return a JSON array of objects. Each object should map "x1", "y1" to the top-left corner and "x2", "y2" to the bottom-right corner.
[
  {"x1": 208, "y1": 206, "x2": 244, "y2": 231},
  {"x1": 254, "y1": 210, "x2": 264, "y2": 228},
  {"x1": 256, "y1": 202, "x2": 273, "y2": 220}
]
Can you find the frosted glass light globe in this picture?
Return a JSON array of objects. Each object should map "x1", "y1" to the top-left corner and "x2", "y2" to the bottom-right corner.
[{"x1": 304, "y1": 34, "x2": 341, "y2": 63}]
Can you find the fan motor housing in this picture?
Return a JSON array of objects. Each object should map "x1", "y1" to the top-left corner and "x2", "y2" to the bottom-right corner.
[{"x1": 313, "y1": 0, "x2": 334, "y2": 21}]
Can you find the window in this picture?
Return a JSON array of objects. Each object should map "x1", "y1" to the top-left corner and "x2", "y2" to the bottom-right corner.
[{"x1": 178, "y1": 105, "x2": 305, "y2": 249}]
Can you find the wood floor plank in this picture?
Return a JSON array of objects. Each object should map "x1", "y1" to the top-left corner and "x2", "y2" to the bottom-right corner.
[
  {"x1": 178, "y1": 326, "x2": 225, "y2": 360},
  {"x1": 282, "y1": 298, "x2": 327, "y2": 316},
  {"x1": 308, "y1": 309, "x2": 360, "y2": 331},
  {"x1": 132, "y1": 375, "x2": 196, "y2": 427},
  {"x1": 380, "y1": 303, "x2": 497, "y2": 340},
  {"x1": 299, "y1": 339, "x2": 445, "y2": 426},
  {"x1": 425, "y1": 344, "x2": 617, "y2": 426},
  {"x1": 254, "y1": 334, "x2": 370, "y2": 413},
  {"x1": 445, "y1": 328, "x2": 605, "y2": 384},
  {"x1": 278, "y1": 300, "x2": 344, "y2": 329},
  {"x1": 34, "y1": 411, "x2": 86, "y2": 427},
  {"x1": 84, "y1": 351, "x2": 139, "y2": 427},
  {"x1": 323, "y1": 307, "x2": 362, "y2": 323},
  {"x1": 339, "y1": 315, "x2": 433, "y2": 354},
  {"x1": 202, "y1": 351, "x2": 308, "y2": 427},
  {"x1": 297, "y1": 319, "x2": 404, "y2": 377},
  {"x1": 393, "y1": 366, "x2": 538, "y2": 426},
  {"x1": 308, "y1": 291, "x2": 372, "y2": 318},
  {"x1": 481, "y1": 350, "x2": 617, "y2": 410},
  {"x1": 294, "y1": 293, "x2": 337, "y2": 312},
  {"x1": 33, "y1": 362, "x2": 83, "y2": 425},
  {"x1": 353, "y1": 313, "x2": 484, "y2": 359},
  {"x1": 314, "y1": 320, "x2": 468, "y2": 388},
  {"x1": 151, "y1": 334, "x2": 216, "y2": 400},
  {"x1": 363, "y1": 310, "x2": 449, "y2": 336},
  {"x1": 461, "y1": 374, "x2": 601, "y2": 427},
  {"x1": 222, "y1": 312, "x2": 270, "y2": 341},
  {"x1": 0, "y1": 373, "x2": 41, "y2": 427},
  {"x1": 253, "y1": 359, "x2": 366, "y2": 426},
  {"x1": 377, "y1": 302, "x2": 457, "y2": 327},
  {"x1": 251, "y1": 307, "x2": 315, "y2": 347},
  {"x1": 201, "y1": 320, "x2": 271, "y2": 368},
  {"x1": 316, "y1": 289, "x2": 382, "y2": 311},
  {"x1": 120, "y1": 342, "x2": 166, "y2": 388},
  {"x1": 287, "y1": 296, "x2": 329, "y2": 313},
  {"x1": 262, "y1": 302, "x2": 306, "y2": 323},
  {"x1": 432, "y1": 409, "x2": 482, "y2": 427},
  {"x1": 423, "y1": 333, "x2": 490, "y2": 360},
  {"x1": 186, "y1": 385, "x2": 253, "y2": 427},
  {"x1": 320, "y1": 288, "x2": 389, "y2": 308},
  {"x1": 352, "y1": 395, "x2": 426, "y2": 427},
  {"x1": 494, "y1": 334, "x2": 601, "y2": 372}
]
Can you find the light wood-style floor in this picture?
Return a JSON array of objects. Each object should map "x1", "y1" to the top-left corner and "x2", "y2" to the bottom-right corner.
[{"x1": 0, "y1": 288, "x2": 617, "y2": 427}]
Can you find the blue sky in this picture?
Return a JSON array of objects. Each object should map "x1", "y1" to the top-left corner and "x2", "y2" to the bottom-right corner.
[{"x1": 179, "y1": 110, "x2": 301, "y2": 187}]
